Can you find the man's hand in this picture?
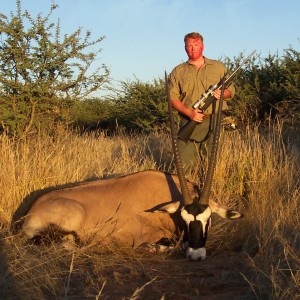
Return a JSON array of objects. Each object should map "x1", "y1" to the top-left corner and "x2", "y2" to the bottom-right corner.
[
  {"x1": 172, "y1": 99, "x2": 205, "y2": 123},
  {"x1": 189, "y1": 109, "x2": 205, "y2": 123},
  {"x1": 213, "y1": 88, "x2": 231, "y2": 100}
]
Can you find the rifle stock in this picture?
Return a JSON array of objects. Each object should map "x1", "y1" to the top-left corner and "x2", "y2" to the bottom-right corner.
[{"x1": 177, "y1": 120, "x2": 198, "y2": 143}]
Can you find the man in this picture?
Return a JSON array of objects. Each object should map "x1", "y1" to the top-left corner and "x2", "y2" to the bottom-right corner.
[{"x1": 169, "y1": 32, "x2": 235, "y2": 171}]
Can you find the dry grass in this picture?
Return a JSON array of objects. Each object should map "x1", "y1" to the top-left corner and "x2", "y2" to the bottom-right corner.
[
  {"x1": 215, "y1": 123, "x2": 299, "y2": 299},
  {"x1": 0, "y1": 123, "x2": 299, "y2": 299}
]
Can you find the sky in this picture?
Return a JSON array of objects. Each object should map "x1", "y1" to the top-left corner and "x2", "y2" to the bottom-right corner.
[{"x1": 1, "y1": 0, "x2": 300, "y2": 95}]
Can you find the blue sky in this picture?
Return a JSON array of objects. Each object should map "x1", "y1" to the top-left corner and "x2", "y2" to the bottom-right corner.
[{"x1": 1, "y1": 0, "x2": 300, "y2": 94}]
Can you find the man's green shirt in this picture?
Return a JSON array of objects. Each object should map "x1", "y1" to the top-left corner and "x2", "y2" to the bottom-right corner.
[{"x1": 169, "y1": 57, "x2": 235, "y2": 115}]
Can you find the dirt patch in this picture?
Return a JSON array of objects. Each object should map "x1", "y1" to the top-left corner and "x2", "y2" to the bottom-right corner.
[{"x1": 67, "y1": 251, "x2": 255, "y2": 299}]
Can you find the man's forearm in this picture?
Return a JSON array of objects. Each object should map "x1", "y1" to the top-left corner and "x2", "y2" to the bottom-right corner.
[{"x1": 171, "y1": 99, "x2": 193, "y2": 118}]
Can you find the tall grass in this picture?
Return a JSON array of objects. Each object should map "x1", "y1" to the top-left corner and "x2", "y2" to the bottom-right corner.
[
  {"x1": 216, "y1": 123, "x2": 299, "y2": 299},
  {"x1": 0, "y1": 122, "x2": 299, "y2": 299},
  {"x1": 0, "y1": 130, "x2": 173, "y2": 224}
]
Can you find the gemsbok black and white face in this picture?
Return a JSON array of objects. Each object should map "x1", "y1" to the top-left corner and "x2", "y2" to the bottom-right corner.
[{"x1": 181, "y1": 202, "x2": 212, "y2": 261}]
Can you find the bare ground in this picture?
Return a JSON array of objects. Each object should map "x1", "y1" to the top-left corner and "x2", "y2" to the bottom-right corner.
[
  {"x1": 65, "y1": 250, "x2": 256, "y2": 300},
  {"x1": 0, "y1": 228, "x2": 258, "y2": 299}
]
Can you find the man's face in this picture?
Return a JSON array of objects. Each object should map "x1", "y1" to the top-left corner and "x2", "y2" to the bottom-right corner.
[{"x1": 185, "y1": 38, "x2": 204, "y2": 61}]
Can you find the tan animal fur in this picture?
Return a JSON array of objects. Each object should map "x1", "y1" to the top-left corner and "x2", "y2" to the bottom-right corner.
[{"x1": 22, "y1": 170, "x2": 240, "y2": 247}]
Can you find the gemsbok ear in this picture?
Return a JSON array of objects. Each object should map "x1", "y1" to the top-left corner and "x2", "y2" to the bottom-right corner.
[
  {"x1": 209, "y1": 199, "x2": 242, "y2": 219},
  {"x1": 147, "y1": 202, "x2": 181, "y2": 214}
]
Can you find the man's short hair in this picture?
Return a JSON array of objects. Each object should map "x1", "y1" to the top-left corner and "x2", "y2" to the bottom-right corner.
[{"x1": 184, "y1": 32, "x2": 204, "y2": 43}]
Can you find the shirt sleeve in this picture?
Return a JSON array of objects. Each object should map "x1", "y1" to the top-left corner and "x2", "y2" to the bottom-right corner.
[{"x1": 168, "y1": 68, "x2": 181, "y2": 100}]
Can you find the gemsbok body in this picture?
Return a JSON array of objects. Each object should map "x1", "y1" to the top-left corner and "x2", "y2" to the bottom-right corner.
[{"x1": 21, "y1": 170, "x2": 241, "y2": 260}]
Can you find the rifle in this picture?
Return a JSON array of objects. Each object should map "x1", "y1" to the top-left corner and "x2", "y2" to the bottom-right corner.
[{"x1": 177, "y1": 50, "x2": 256, "y2": 142}]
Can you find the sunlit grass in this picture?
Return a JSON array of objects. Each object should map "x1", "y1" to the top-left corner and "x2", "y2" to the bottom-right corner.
[{"x1": 0, "y1": 122, "x2": 298, "y2": 299}]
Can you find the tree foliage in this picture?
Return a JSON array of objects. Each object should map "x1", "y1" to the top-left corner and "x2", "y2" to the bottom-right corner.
[
  {"x1": 227, "y1": 49, "x2": 300, "y2": 127},
  {"x1": 107, "y1": 78, "x2": 169, "y2": 132},
  {"x1": 0, "y1": 1, "x2": 299, "y2": 136},
  {"x1": 0, "y1": 0, "x2": 109, "y2": 136},
  {"x1": 72, "y1": 78, "x2": 171, "y2": 133},
  {"x1": 72, "y1": 98, "x2": 116, "y2": 131}
]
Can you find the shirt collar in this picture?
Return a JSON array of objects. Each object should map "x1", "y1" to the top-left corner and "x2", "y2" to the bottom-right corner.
[{"x1": 186, "y1": 56, "x2": 213, "y2": 66}]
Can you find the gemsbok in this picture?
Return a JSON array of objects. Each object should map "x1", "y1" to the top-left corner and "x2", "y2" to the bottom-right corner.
[
  {"x1": 21, "y1": 170, "x2": 241, "y2": 260},
  {"x1": 19, "y1": 73, "x2": 242, "y2": 261}
]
